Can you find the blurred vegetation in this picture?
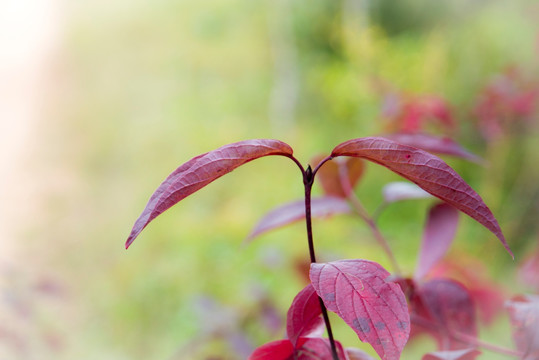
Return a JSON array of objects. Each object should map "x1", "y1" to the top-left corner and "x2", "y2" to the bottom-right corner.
[{"x1": 4, "y1": 0, "x2": 539, "y2": 359}]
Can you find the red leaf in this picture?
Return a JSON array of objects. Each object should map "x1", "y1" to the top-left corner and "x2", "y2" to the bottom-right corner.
[
  {"x1": 126, "y1": 139, "x2": 294, "y2": 248},
  {"x1": 331, "y1": 137, "x2": 512, "y2": 258},
  {"x1": 295, "y1": 337, "x2": 348, "y2": 359},
  {"x1": 313, "y1": 155, "x2": 365, "y2": 198},
  {"x1": 399, "y1": 96, "x2": 454, "y2": 133},
  {"x1": 310, "y1": 260, "x2": 410, "y2": 360},
  {"x1": 380, "y1": 93, "x2": 454, "y2": 134},
  {"x1": 468, "y1": 287, "x2": 504, "y2": 326},
  {"x1": 345, "y1": 347, "x2": 376, "y2": 360},
  {"x1": 429, "y1": 258, "x2": 506, "y2": 325},
  {"x1": 249, "y1": 339, "x2": 295, "y2": 360},
  {"x1": 382, "y1": 181, "x2": 433, "y2": 204},
  {"x1": 249, "y1": 338, "x2": 348, "y2": 360},
  {"x1": 422, "y1": 349, "x2": 481, "y2": 360},
  {"x1": 473, "y1": 67, "x2": 539, "y2": 140},
  {"x1": 506, "y1": 295, "x2": 539, "y2": 359},
  {"x1": 383, "y1": 133, "x2": 483, "y2": 164},
  {"x1": 410, "y1": 279, "x2": 477, "y2": 350},
  {"x1": 415, "y1": 203, "x2": 460, "y2": 280},
  {"x1": 286, "y1": 284, "x2": 324, "y2": 347},
  {"x1": 246, "y1": 197, "x2": 351, "y2": 241}
]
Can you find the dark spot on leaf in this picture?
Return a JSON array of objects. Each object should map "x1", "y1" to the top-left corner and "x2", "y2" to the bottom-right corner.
[
  {"x1": 352, "y1": 317, "x2": 371, "y2": 333},
  {"x1": 374, "y1": 322, "x2": 386, "y2": 330},
  {"x1": 405, "y1": 154, "x2": 411, "y2": 159},
  {"x1": 397, "y1": 320, "x2": 408, "y2": 330},
  {"x1": 324, "y1": 293, "x2": 335, "y2": 302}
]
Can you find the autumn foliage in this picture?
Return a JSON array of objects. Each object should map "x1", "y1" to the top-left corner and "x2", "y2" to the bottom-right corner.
[{"x1": 122, "y1": 121, "x2": 539, "y2": 360}]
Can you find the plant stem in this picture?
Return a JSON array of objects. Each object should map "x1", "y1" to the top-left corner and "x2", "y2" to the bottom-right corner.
[
  {"x1": 304, "y1": 166, "x2": 317, "y2": 264},
  {"x1": 304, "y1": 165, "x2": 340, "y2": 360}
]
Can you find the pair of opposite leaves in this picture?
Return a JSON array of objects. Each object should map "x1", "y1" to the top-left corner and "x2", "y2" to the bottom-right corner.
[
  {"x1": 126, "y1": 136, "x2": 510, "y2": 256},
  {"x1": 125, "y1": 136, "x2": 512, "y2": 359}
]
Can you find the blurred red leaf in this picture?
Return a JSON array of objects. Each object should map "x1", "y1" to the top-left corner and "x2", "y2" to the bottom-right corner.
[
  {"x1": 310, "y1": 259, "x2": 410, "y2": 360},
  {"x1": 401, "y1": 96, "x2": 454, "y2": 133},
  {"x1": 390, "y1": 275, "x2": 416, "y2": 299},
  {"x1": 126, "y1": 139, "x2": 294, "y2": 248},
  {"x1": 429, "y1": 258, "x2": 505, "y2": 325},
  {"x1": 313, "y1": 155, "x2": 365, "y2": 198},
  {"x1": 286, "y1": 284, "x2": 324, "y2": 347},
  {"x1": 246, "y1": 197, "x2": 351, "y2": 241},
  {"x1": 474, "y1": 67, "x2": 539, "y2": 140},
  {"x1": 422, "y1": 348, "x2": 481, "y2": 360},
  {"x1": 380, "y1": 93, "x2": 454, "y2": 134},
  {"x1": 383, "y1": 133, "x2": 482, "y2": 164},
  {"x1": 410, "y1": 279, "x2": 477, "y2": 350},
  {"x1": 382, "y1": 181, "x2": 432, "y2": 204},
  {"x1": 296, "y1": 338, "x2": 347, "y2": 359},
  {"x1": 331, "y1": 137, "x2": 512, "y2": 258},
  {"x1": 249, "y1": 337, "x2": 348, "y2": 360},
  {"x1": 415, "y1": 203, "x2": 460, "y2": 280},
  {"x1": 506, "y1": 295, "x2": 539, "y2": 359},
  {"x1": 249, "y1": 339, "x2": 295, "y2": 360}
]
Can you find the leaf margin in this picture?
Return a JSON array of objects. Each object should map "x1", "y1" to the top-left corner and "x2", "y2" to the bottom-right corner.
[
  {"x1": 126, "y1": 139, "x2": 294, "y2": 248},
  {"x1": 331, "y1": 137, "x2": 512, "y2": 258}
]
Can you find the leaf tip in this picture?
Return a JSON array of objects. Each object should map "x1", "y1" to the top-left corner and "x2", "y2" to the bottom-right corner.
[
  {"x1": 125, "y1": 231, "x2": 139, "y2": 249},
  {"x1": 497, "y1": 233, "x2": 514, "y2": 259}
]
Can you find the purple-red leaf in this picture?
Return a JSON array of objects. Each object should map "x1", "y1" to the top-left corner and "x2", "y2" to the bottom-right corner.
[
  {"x1": 506, "y1": 295, "x2": 539, "y2": 359},
  {"x1": 126, "y1": 139, "x2": 294, "y2": 248},
  {"x1": 246, "y1": 197, "x2": 351, "y2": 241},
  {"x1": 331, "y1": 137, "x2": 512, "y2": 258},
  {"x1": 382, "y1": 181, "x2": 433, "y2": 204},
  {"x1": 415, "y1": 203, "x2": 460, "y2": 280},
  {"x1": 249, "y1": 339, "x2": 295, "y2": 360},
  {"x1": 422, "y1": 349, "x2": 481, "y2": 360},
  {"x1": 383, "y1": 133, "x2": 483, "y2": 164},
  {"x1": 249, "y1": 338, "x2": 348, "y2": 360},
  {"x1": 428, "y1": 258, "x2": 506, "y2": 325},
  {"x1": 410, "y1": 279, "x2": 477, "y2": 350},
  {"x1": 310, "y1": 259, "x2": 410, "y2": 360},
  {"x1": 286, "y1": 284, "x2": 324, "y2": 347},
  {"x1": 296, "y1": 337, "x2": 348, "y2": 359}
]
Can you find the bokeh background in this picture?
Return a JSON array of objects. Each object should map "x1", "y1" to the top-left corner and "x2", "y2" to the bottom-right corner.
[{"x1": 1, "y1": 0, "x2": 539, "y2": 359}]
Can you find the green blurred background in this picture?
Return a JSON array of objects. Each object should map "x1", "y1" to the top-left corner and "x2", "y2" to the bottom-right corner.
[{"x1": 1, "y1": 0, "x2": 539, "y2": 359}]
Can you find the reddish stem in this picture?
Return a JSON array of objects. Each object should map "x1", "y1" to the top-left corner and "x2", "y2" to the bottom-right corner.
[{"x1": 303, "y1": 164, "x2": 340, "y2": 360}]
